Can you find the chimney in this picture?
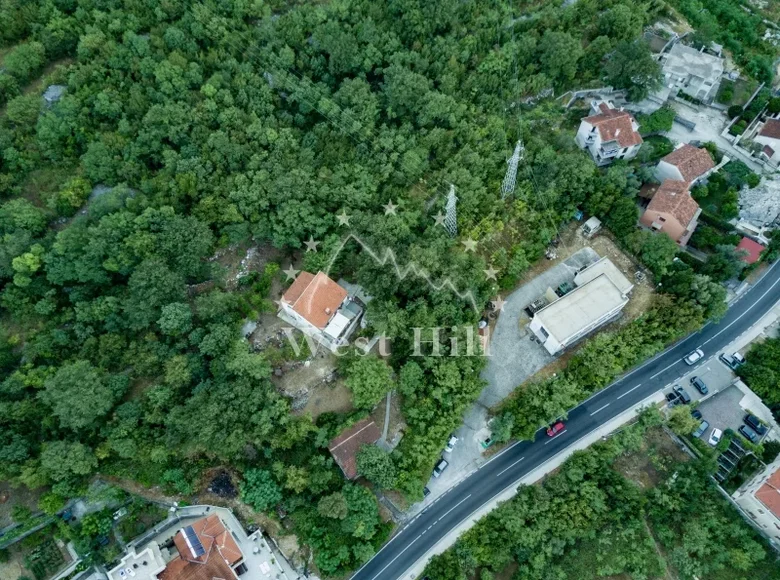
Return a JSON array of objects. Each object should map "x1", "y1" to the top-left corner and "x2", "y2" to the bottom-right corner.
[
  {"x1": 615, "y1": 129, "x2": 621, "y2": 137},
  {"x1": 325, "y1": 307, "x2": 331, "y2": 315}
]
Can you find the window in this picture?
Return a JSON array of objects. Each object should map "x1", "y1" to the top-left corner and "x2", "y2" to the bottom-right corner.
[
  {"x1": 539, "y1": 326, "x2": 549, "y2": 339},
  {"x1": 658, "y1": 216, "x2": 666, "y2": 222}
]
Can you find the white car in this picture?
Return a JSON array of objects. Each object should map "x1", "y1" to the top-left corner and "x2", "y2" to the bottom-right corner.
[
  {"x1": 444, "y1": 435, "x2": 458, "y2": 453},
  {"x1": 709, "y1": 428, "x2": 722, "y2": 446},
  {"x1": 684, "y1": 349, "x2": 704, "y2": 365}
]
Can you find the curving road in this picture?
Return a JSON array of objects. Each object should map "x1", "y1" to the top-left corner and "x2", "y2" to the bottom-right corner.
[{"x1": 353, "y1": 259, "x2": 780, "y2": 580}]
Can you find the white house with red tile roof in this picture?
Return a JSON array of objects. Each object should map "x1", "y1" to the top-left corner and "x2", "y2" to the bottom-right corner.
[
  {"x1": 278, "y1": 271, "x2": 363, "y2": 352},
  {"x1": 575, "y1": 101, "x2": 643, "y2": 166},
  {"x1": 655, "y1": 143, "x2": 717, "y2": 186},
  {"x1": 754, "y1": 118, "x2": 780, "y2": 166},
  {"x1": 734, "y1": 454, "x2": 780, "y2": 549}
]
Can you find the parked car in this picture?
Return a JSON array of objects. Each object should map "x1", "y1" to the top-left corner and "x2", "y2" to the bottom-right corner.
[
  {"x1": 719, "y1": 352, "x2": 745, "y2": 370},
  {"x1": 684, "y1": 348, "x2": 704, "y2": 365},
  {"x1": 546, "y1": 421, "x2": 565, "y2": 437},
  {"x1": 666, "y1": 392, "x2": 681, "y2": 406},
  {"x1": 673, "y1": 385, "x2": 691, "y2": 404},
  {"x1": 708, "y1": 428, "x2": 722, "y2": 446},
  {"x1": 423, "y1": 486, "x2": 431, "y2": 497},
  {"x1": 744, "y1": 414, "x2": 768, "y2": 436},
  {"x1": 691, "y1": 409, "x2": 703, "y2": 420},
  {"x1": 692, "y1": 420, "x2": 710, "y2": 438},
  {"x1": 432, "y1": 459, "x2": 449, "y2": 478},
  {"x1": 739, "y1": 424, "x2": 760, "y2": 444},
  {"x1": 444, "y1": 435, "x2": 458, "y2": 453},
  {"x1": 690, "y1": 376, "x2": 708, "y2": 395}
]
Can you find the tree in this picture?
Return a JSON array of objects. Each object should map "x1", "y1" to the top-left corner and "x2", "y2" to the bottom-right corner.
[
  {"x1": 40, "y1": 361, "x2": 122, "y2": 431},
  {"x1": 39, "y1": 441, "x2": 98, "y2": 482},
  {"x1": 158, "y1": 302, "x2": 193, "y2": 336},
  {"x1": 490, "y1": 413, "x2": 515, "y2": 443},
  {"x1": 342, "y1": 355, "x2": 393, "y2": 409},
  {"x1": 668, "y1": 405, "x2": 700, "y2": 436},
  {"x1": 356, "y1": 444, "x2": 397, "y2": 489},
  {"x1": 318, "y1": 491, "x2": 349, "y2": 519},
  {"x1": 538, "y1": 31, "x2": 583, "y2": 86},
  {"x1": 3, "y1": 42, "x2": 46, "y2": 83},
  {"x1": 240, "y1": 469, "x2": 282, "y2": 512},
  {"x1": 603, "y1": 40, "x2": 661, "y2": 101},
  {"x1": 638, "y1": 106, "x2": 676, "y2": 135},
  {"x1": 702, "y1": 245, "x2": 747, "y2": 282},
  {"x1": 631, "y1": 231, "x2": 678, "y2": 277}
]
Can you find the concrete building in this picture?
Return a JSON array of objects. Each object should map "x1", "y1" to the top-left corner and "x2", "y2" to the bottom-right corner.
[
  {"x1": 655, "y1": 143, "x2": 717, "y2": 186},
  {"x1": 734, "y1": 455, "x2": 780, "y2": 548},
  {"x1": 754, "y1": 118, "x2": 780, "y2": 167},
  {"x1": 278, "y1": 271, "x2": 363, "y2": 352},
  {"x1": 659, "y1": 43, "x2": 724, "y2": 103},
  {"x1": 639, "y1": 179, "x2": 701, "y2": 246},
  {"x1": 530, "y1": 260, "x2": 631, "y2": 355},
  {"x1": 575, "y1": 101, "x2": 643, "y2": 166}
]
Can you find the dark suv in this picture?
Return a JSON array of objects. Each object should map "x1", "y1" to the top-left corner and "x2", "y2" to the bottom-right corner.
[
  {"x1": 673, "y1": 385, "x2": 691, "y2": 404},
  {"x1": 690, "y1": 376, "x2": 708, "y2": 395},
  {"x1": 744, "y1": 414, "x2": 768, "y2": 436},
  {"x1": 739, "y1": 424, "x2": 760, "y2": 443}
]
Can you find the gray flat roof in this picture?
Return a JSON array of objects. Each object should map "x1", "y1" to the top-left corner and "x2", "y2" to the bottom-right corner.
[
  {"x1": 574, "y1": 257, "x2": 634, "y2": 295},
  {"x1": 534, "y1": 274, "x2": 628, "y2": 341}
]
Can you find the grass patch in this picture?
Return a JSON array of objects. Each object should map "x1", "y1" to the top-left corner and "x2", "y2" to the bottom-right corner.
[
  {"x1": 716, "y1": 78, "x2": 757, "y2": 107},
  {"x1": 19, "y1": 164, "x2": 76, "y2": 208}
]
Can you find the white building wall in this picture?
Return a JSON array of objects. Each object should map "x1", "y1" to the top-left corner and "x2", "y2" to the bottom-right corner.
[
  {"x1": 733, "y1": 454, "x2": 780, "y2": 546},
  {"x1": 575, "y1": 120, "x2": 598, "y2": 150},
  {"x1": 755, "y1": 135, "x2": 780, "y2": 163}
]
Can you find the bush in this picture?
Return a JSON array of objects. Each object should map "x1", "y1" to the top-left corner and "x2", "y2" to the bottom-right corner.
[
  {"x1": 769, "y1": 97, "x2": 780, "y2": 115},
  {"x1": 727, "y1": 105, "x2": 743, "y2": 119}
]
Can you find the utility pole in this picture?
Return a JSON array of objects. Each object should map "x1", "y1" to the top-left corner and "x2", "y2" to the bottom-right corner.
[
  {"x1": 444, "y1": 184, "x2": 458, "y2": 237},
  {"x1": 501, "y1": 140, "x2": 524, "y2": 199}
]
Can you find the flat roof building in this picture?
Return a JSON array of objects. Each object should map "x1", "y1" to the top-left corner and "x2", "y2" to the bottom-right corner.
[
  {"x1": 530, "y1": 269, "x2": 630, "y2": 355},
  {"x1": 574, "y1": 256, "x2": 634, "y2": 296}
]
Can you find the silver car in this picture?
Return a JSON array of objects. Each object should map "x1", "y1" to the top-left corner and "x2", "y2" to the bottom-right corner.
[{"x1": 684, "y1": 348, "x2": 704, "y2": 365}]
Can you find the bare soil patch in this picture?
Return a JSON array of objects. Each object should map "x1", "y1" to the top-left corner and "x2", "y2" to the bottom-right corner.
[
  {"x1": 612, "y1": 427, "x2": 690, "y2": 489},
  {"x1": 210, "y1": 242, "x2": 283, "y2": 290},
  {"x1": 0, "y1": 481, "x2": 44, "y2": 528}
]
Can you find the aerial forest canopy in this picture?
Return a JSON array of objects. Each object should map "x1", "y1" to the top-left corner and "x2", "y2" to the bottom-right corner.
[{"x1": 0, "y1": 0, "x2": 772, "y2": 575}]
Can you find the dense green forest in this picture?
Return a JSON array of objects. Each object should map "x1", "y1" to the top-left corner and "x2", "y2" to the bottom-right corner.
[
  {"x1": 0, "y1": 0, "x2": 776, "y2": 575},
  {"x1": 424, "y1": 412, "x2": 778, "y2": 580}
]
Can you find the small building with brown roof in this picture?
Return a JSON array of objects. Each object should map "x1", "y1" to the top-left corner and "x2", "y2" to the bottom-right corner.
[
  {"x1": 575, "y1": 101, "x2": 643, "y2": 166},
  {"x1": 278, "y1": 271, "x2": 363, "y2": 352},
  {"x1": 736, "y1": 237, "x2": 765, "y2": 264},
  {"x1": 734, "y1": 455, "x2": 780, "y2": 549},
  {"x1": 655, "y1": 143, "x2": 716, "y2": 186},
  {"x1": 328, "y1": 417, "x2": 382, "y2": 479},
  {"x1": 639, "y1": 179, "x2": 701, "y2": 246},
  {"x1": 755, "y1": 118, "x2": 780, "y2": 165}
]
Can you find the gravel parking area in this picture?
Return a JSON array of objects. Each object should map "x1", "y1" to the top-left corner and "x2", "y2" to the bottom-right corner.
[{"x1": 694, "y1": 385, "x2": 746, "y2": 442}]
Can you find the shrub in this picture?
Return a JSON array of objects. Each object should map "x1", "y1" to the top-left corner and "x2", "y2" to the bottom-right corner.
[{"x1": 727, "y1": 105, "x2": 743, "y2": 119}]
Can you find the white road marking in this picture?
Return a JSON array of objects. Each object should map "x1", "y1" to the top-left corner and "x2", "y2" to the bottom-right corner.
[
  {"x1": 617, "y1": 383, "x2": 642, "y2": 399},
  {"x1": 436, "y1": 494, "x2": 473, "y2": 523},
  {"x1": 544, "y1": 429, "x2": 567, "y2": 444},
  {"x1": 496, "y1": 457, "x2": 526, "y2": 477},
  {"x1": 590, "y1": 403, "x2": 610, "y2": 416},
  {"x1": 650, "y1": 359, "x2": 682, "y2": 379}
]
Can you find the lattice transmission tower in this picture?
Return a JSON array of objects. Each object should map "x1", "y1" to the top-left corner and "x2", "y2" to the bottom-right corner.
[{"x1": 501, "y1": 140, "x2": 524, "y2": 199}]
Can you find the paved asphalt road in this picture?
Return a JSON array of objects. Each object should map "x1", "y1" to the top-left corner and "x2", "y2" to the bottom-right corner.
[{"x1": 353, "y1": 260, "x2": 780, "y2": 580}]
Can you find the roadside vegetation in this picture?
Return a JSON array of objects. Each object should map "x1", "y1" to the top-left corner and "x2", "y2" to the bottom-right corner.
[{"x1": 424, "y1": 411, "x2": 778, "y2": 580}]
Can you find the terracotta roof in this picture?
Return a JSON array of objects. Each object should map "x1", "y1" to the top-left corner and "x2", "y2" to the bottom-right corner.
[
  {"x1": 646, "y1": 179, "x2": 699, "y2": 228},
  {"x1": 660, "y1": 144, "x2": 715, "y2": 183},
  {"x1": 583, "y1": 108, "x2": 643, "y2": 148},
  {"x1": 736, "y1": 237, "x2": 765, "y2": 264},
  {"x1": 160, "y1": 514, "x2": 243, "y2": 580},
  {"x1": 639, "y1": 183, "x2": 660, "y2": 200},
  {"x1": 282, "y1": 271, "x2": 348, "y2": 329},
  {"x1": 328, "y1": 418, "x2": 381, "y2": 479},
  {"x1": 759, "y1": 118, "x2": 780, "y2": 140},
  {"x1": 764, "y1": 145, "x2": 775, "y2": 158},
  {"x1": 755, "y1": 467, "x2": 780, "y2": 519}
]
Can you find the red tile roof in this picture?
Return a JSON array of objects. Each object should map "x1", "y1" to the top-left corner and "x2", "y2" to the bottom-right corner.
[
  {"x1": 660, "y1": 144, "x2": 715, "y2": 183},
  {"x1": 282, "y1": 271, "x2": 348, "y2": 329},
  {"x1": 583, "y1": 108, "x2": 643, "y2": 148},
  {"x1": 160, "y1": 514, "x2": 243, "y2": 580},
  {"x1": 328, "y1": 417, "x2": 381, "y2": 479},
  {"x1": 764, "y1": 145, "x2": 775, "y2": 158},
  {"x1": 646, "y1": 180, "x2": 700, "y2": 229},
  {"x1": 759, "y1": 118, "x2": 780, "y2": 140},
  {"x1": 736, "y1": 237, "x2": 765, "y2": 264},
  {"x1": 755, "y1": 467, "x2": 780, "y2": 520}
]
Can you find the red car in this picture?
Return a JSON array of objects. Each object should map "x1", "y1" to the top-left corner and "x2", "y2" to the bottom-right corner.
[{"x1": 546, "y1": 421, "x2": 565, "y2": 437}]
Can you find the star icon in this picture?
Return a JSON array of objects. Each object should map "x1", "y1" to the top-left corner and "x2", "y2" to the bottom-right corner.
[
  {"x1": 433, "y1": 211, "x2": 446, "y2": 227},
  {"x1": 483, "y1": 265, "x2": 499, "y2": 281},
  {"x1": 491, "y1": 295, "x2": 506, "y2": 311},
  {"x1": 336, "y1": 210, "x2": 351, "y2": 227},
  {"x1": 283, "y1": 265, "x2": 300, "y2": 281},
  {"x1": 384, "y1": 200, "x2": 398, "y2": 216},
  {"x1": 461, "y1": 238, "x2": 478, "y2": 252},
  {"x1": 304, "y1": 236, "x2": 320, "y2": 252}
]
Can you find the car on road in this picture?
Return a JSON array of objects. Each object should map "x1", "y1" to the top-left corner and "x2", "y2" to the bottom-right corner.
[
  {"x1": 546, "y1": 421, "x2": 565, "y2": 437},
  {"x1": 444, "y1": 435, "x2": 458, "y2": 453},
  {"x1": 691, "y1": 409, "x2": 703, "y2": 420},
  {"x1": 739, "y1": 425, "x2": 760, "y2": 443},
  {"x1": 690, "y1": 376, "x2": 708, "y2": 395},
  {"x1": 673, "y1": 385, "x2": 691, "y2": 404},
  {"x1": 432, "y1": 459, "x2": 449, "y2": 478},
  {"x1": 692, "y1": 420, "x2": 709, "y2": 438},
  {"x1": 684, "y1": 348, "x2": 704, "y2": 365},
  {"x1": 744, "y1": 414, "x2": 768, "y2": 436},
  {"x1": 709, "y1": 428, "x2": 722, "y2": 446},
  {"x1": 719, "y1": 352, "x2": 745, "y2": 370}
]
